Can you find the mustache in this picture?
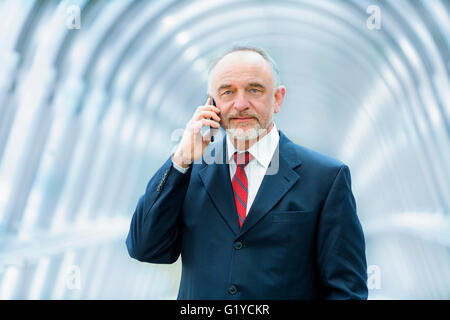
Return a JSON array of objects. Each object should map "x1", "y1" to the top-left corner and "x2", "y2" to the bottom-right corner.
[{"x1": 225, "y1": 113, "x2": 259, "y2": 121}]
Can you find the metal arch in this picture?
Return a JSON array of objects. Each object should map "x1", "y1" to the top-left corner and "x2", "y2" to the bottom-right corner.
[
  {"x1": 89, "y1": 0, "x2": 422, "y2": 175},
  {"x1": 122, "y1": 4, "x2": 388, "y2": 120},
  {"x1": 66, "y1": 0, "x2": 380, "y2": 159},
  {"x1": 0, "y1": 0, "x2": 449, "y2": 299}
]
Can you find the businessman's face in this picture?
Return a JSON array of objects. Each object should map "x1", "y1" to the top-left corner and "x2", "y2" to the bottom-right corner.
[{"x1": 209, "y1": 51, "x2": 285, "y2": 142}]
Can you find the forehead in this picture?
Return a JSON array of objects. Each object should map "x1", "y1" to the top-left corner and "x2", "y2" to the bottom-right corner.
[{"x1": 210, "y1": 51, "x2": 274, "y2": 88}]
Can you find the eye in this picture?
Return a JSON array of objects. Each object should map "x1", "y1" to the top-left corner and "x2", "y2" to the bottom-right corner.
[
  {"x1": 250, "y1": 88, "x2": 260, "y2": 93},
  {"x1": 223, "y1": 90, "x2": 232, "y2": 95}
]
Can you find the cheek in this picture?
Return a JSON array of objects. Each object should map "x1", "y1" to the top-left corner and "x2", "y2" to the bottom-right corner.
[
  {"x1": 218, "y1": 107, "x2": 230, "y2": 125},
  {"x1": 218, "y1": 106, "x2": 228, "y2": 118},
  {"x1": 254, "y1": 104, "x2": 272, "y2": 120}
]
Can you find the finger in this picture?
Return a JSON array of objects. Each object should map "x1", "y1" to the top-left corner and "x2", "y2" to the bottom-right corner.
[
  {"x1": 195, "y1": 110, "x2": 221, "y2": 122},
  {"x1": 205, "y1": 95, "x2": 211, "y2": 106},
  {"x1": 201, "y1": 118, "x2": 220, "y2": 128},
  {"x1": 193, "y1": 119, "x2": 220, "y2": 132},
  {"x1": 193, "y1": 106, "x2": 220, "y2": 120},
  {"x1": 196, "y1": 105, "x2": 220, "y2": 114},
  {"x1": 202, "y1": 128, "x2": 213, "y2": 142}
]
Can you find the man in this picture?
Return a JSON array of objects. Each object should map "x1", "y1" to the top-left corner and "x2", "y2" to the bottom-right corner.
[{"x1": 126, "y1": 46, "x2": 368, "y2": 299}]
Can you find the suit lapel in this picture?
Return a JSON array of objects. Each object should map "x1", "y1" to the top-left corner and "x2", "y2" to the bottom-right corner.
[
  {"x1": 198, "y1": 130, "x2": 302, "y2": 237},
  {"x1": 238, "y1": 131, "x2": 302, "y2": 237},
  {"x1": 199, "y1": 137, "x2": 240, "y2": 235}
]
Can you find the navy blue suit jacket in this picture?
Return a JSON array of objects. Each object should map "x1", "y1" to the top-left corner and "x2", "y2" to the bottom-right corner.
[{"x1": 126, "y1": 130, "x2": 368, "y2": 299}]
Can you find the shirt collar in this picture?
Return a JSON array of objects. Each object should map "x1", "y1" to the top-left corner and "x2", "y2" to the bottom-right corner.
[{"x1": 226, "y1": 122, "x2": 280, "y2": 169}]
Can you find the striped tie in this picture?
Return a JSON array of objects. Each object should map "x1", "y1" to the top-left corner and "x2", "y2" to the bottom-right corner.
[{"x1": 232, "y1": 151, "x2": 253, "y2": 228}]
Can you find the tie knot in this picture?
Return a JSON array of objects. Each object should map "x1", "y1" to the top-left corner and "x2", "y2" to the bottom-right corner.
[{"x1": 233, "y1": 151, "x2": 253, "y2": 167}]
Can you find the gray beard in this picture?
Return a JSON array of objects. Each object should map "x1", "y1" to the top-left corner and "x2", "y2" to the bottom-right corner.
[{"x1": 226, "y1": 120, "x2": 270, "y2": 142}]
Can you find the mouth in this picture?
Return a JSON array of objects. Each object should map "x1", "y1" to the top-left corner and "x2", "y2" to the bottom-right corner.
[{"x1": 231, "y1": 117, "x2": 254, "y2": 122}]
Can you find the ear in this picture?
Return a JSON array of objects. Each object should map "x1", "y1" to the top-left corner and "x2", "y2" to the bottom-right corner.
[{"x1": 273, "y1": 86, "x2": 286, "y2": 114}]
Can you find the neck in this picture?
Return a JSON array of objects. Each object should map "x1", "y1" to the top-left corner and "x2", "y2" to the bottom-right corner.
[{"x1": 231, "y1": 122, "x2": 274, "y2": 151}]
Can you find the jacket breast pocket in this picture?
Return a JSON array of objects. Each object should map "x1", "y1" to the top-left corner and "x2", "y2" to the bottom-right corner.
[{"x1": 272, "y1": 210, "x2": 314, "y2": 223}]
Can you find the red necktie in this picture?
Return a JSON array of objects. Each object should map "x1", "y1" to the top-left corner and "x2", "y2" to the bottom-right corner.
[{"x1": 232, "y1": 152, "x2": 253, "y2": 228}]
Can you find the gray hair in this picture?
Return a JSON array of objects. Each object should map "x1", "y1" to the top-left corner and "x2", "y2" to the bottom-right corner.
[{"x1": 207, "y1": 45, "x2": 281, "y2": 92}]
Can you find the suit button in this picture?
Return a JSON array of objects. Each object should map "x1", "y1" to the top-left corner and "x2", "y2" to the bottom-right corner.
[
  {"x1": 228, "y1": 285, "x2": 237, "y2": 295},
  {"x1": 233, "y1": 241, "x2": 243, "y2": 250}
]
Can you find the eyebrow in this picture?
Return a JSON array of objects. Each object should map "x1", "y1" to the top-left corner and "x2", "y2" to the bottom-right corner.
[
  {"x1": 217, "y1": 84, "x2": 233, "y2": 93},
  {"x1": 247, "y1": 82, "x2": 266, "y2": 90},
  {"x1": 216, "y1": 82, "x2": 266, "y2": 93}
]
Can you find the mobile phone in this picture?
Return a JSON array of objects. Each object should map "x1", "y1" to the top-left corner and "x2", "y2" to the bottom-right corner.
[
  {"x1": 201, "y1": 96, "x2": 219, "y2": 142},
  {"x1": 210, "y1": 97, "x2": 216, "y2": 142}
]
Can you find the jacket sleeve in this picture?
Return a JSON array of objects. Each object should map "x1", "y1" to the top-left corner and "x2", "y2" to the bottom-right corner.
[
  {"x1": 125, "y1": 156, "x2": 192, "y2": 264},
  {"x1": 316, "y1": 164, "x2": 368, "y2": 299}
]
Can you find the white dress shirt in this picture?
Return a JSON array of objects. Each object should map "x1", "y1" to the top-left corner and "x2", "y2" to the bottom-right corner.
[
  {"x1": 172, "y1": 122, "x2": 280, "y2": 217},
  {"x1": 226, "y1": 122, "x2": 279, "y2": 216}
]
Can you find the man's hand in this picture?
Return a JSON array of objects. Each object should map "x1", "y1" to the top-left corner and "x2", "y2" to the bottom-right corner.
[{"x1": 172, "y1": 96, "x2": 221, "y2": 168}]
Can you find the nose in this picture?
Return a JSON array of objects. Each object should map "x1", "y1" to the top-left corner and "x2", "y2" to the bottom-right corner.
[{"x1": 232, "y1": 91, "x2": 250, "y2": 111}]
